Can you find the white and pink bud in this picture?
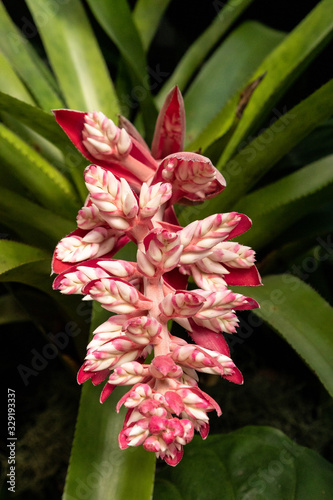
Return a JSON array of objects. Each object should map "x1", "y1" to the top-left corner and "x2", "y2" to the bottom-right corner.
[
  {"x1": 53, "y1": 260, "x2": 136, "y2": 295},
  {"x1": 54, "y1": 265, "x2": 110, "y2": 294},
  {"x1": 55, "y1": 227, "x2": 118, "y2": 264},
  {"x1": 82, "y1": 277, "x2": 152, "y2": 314},
  {"x1": 107, "y1": 361, "x2": 150, "y2": 386},
  {"x1": 137, "y1": 229, "x2": 183, "y2": 277},
  {"x1": 159, "y1": 152, "x2": 225, "y2": 203},
  {"x1": 139, "y1": 182, "x2": 172, "y2": 218},
  {"x1": 180, "y1": 213, "x2": 248, "y2": 265},
  {"x1": 97, "y1": 259, "x2": 136, "y2": 278},
  {"x1": 88, "y1": 315, "x2": 125, "y2": 348},
  {"x1": 189, "y1": 264, "x2": 228, "y2": 291},
  {"x1": 191, "y1": 289, "x2": 258, "y2": 333},
  {"x1": 159, "y1": 291, "x2": 205, "y2": 319},
  {"x1": 84, "y1": 164, "x2": 139, "y2": 230},
  {"x1": 117, "y1": 383, "x2": 153, "y2": 411},
  {"x1": 171, "y1": 344, "x2": 237, "y2": 377},
  {"x1": 76, "y1": 203, "x2": 105, "y2": 230},
  {"x1": 119, "y1": 413, "x2": 150, "y2": 449},
  {"x1": 85, "y1": 337, "x2": 143, "y2": 372},
  {"x1": 82, "y1": 112, "x2": 132, "y2": 160},
  {"x1": 211, "y1": 241, "x2": 256, "y2": 268},
  {"x1": 143, "y1": 415, "x2": 194, "y2": 465},
  {"x1": 194, "y1": 289, "x2": 259, "y2": 316},
  {"x1": 123, "y1": 316, "x2": 162, "y2": 345}
]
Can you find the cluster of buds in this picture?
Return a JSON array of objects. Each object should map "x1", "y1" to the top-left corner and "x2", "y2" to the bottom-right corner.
[{"x1": 52, "y1": 87, "x2": 261, "y2": 466}]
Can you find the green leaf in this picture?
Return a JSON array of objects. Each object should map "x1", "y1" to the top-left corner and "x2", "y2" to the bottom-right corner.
[
  {"x1": 86, "y1": 0, "x2": 158, "y2": 140},
  {"x1": 275, "y1": 118, "x2": 333, "y2": 171},
  {"x1": 0, "y1": 188, "x2": 75, "y2": 250},
  {"x1": 133, "y1": 0, "x2": 171, "y2": 50},
  {"x1": 0, "y1": 240, "x2": 51, "y2": 287},
  {"x1": 0, "y1": 91, "x2": 85, "y2": 164},
  {"x1": 183, "y1": 21, "x2": 285, "y2": 145},
  {"x1": 220, "y1": 0, "x2": 333, "y2": 163},
  {"x1": 180, "y1": 78, "x2": 333, "y2": 223},
  {"x1": 0, "y1": 241, "x2": 49, "y2": 274},
  {"x1": 0, "y1": 293, "x2": 30, "y2": 325},
  {"x1": 155, "y1": 426, "x2": 333, "y2": 500},
  {"x1": 63, "y1": 303, "x2": 156, "y2": 500},
  {"x1": 235, "y1": 155, "x2": 333, "y2": 249},
  {"x1": 0, "y1": 1, "x2": 64, "y2": 110},
  {"x1": 157, "y1": 0, "x2": 255, "y2": 106},
  {"x1": 0, "y1": 51, "x2": 35, "y2": 103},
  {"x1": 240, "y1": 275, "x2": 333, "y2": 397},
  {"x1": 0, "y1": 124, "x2": 79, "y2": 218},
  {"x1": 25, "y1": 0, "x2": 119, "y2": 118}
]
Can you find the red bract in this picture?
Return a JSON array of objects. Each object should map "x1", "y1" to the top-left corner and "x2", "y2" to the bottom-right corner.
[{"x1": 52, "y1": 86, "x2": 262, "y2": 466}]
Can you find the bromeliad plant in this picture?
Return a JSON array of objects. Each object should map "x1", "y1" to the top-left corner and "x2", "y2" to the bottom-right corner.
[
  {"x1": 51, "y1": 88, "x2": 261, "y2": 465},
  {"x1": 1, "y1": 0, "x2": 333, "y2": 498}
]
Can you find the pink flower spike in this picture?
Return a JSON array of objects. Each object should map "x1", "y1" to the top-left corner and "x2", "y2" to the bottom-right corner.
[
  {"x1": 52, "y1": 87, "x2": 262, "y2": 466},
  {"x1": 151, "y1": 86, "x2": 185, "y2": 160},
  {"x1": 171, "y1": 343, "x2": 237, "y2": 378}
]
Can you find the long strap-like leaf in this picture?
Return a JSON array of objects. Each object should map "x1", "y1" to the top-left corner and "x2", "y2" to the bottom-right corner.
[
  {"x1": 86, "y1": 0, "x2": 158, "y2": 140},
  {"x1": 220, "y1": 0, "x2": 333, "y2": 163},
  {"x1": 25, "y1": 0, "x2": 119, "y2": 118},
  {"x1": 157, "y1": 0, "x2": 255, "y2": 106},
  {"x1": 0, "y1": 1, "x2": 64, "y2": 110},
  {"x1": 62, "y1": 303, "x2": 156, "y2": 500},
  {"x1": 179, "y1": 78, "x2": 333, "y2": 223},
  {"x1": 242, "y1": 275, "x2": 333, "y2": 397}
]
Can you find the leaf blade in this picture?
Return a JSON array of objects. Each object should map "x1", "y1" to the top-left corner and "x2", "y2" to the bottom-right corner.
[
  {"x1": 133, "y1": 0, "x2": 171, "y2": 50},
  {"x1": 220, "y1": 0, "x2": 333, "y2": 163},
  {"x1": 241, "y1": 275, "x2": 333, "y2": 397},
  {"x1": 0, "y1": 123, "x2": 79, "y2": 218},
  {"x1": 86, "y1": 0, "x2": 158, "y2": 139},
  {"x1": 235, "y1": 155, "x2": 333, "y2": 249},
  {"x1": 155, "y1": 426, "x2": 333, "y2": 500},
  {"x1": 62, "y1": 303, "x2": 156, "y2": 500},
  {"x1": 25, "y1": 0, "x2": 119, "y2": 117},
  {"x1": 179, "y1": 77, "x2": 333, "y2": 224},
  {"x1": 183, "y1": 21, "x2": 285, "y2": 145},
  {"x1": 0, "y1": 1, "x2": 64, "y2": 110},
  {"x1": 0, "y1": 187, "x2": 75, "y2": 250},
  {"x1": 157, "y1": 0, "x2": 255, "y2": 106}
]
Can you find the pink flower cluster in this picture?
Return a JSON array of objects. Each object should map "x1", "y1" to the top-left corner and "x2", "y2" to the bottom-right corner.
[{"x1": 52, "y1": 88, "x2": 261, "y2": 466}]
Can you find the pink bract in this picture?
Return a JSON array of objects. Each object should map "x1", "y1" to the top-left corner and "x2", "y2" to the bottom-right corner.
[{"x1": 52, "y1": 86, "x2": 262, "y2": 466}]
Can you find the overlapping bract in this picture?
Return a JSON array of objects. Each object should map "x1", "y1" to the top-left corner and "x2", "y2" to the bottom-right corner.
[{"x1": 52, "y1": 87, "x2": 261, "y2": 466}]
